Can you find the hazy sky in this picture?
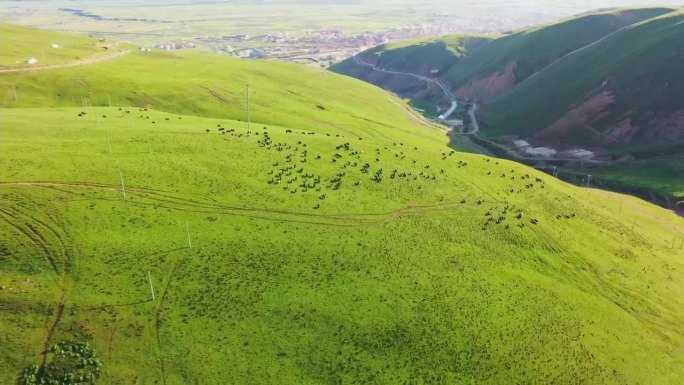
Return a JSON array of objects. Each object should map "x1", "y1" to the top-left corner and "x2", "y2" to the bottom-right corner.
[
  {"x1": 2, "y1": 0, "x2": 682, "y2": 4},
  {"x1": 1, "y1": 0, "x2": 681, "y2": 37}
]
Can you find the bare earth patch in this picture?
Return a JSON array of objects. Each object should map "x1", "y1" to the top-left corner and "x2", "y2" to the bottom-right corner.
[
  {"x1": 534, "y1": 90, "x2": 684, "y2": 149},
  {"x1": 647, "y1": 110, "x2": 684, "y2": 141},
  {"x1": 455, "y1": 61, "x2": 517, "y2": 102},
  {"x1": 532, "y1": 91, "x2": 615, "y2": 147}
]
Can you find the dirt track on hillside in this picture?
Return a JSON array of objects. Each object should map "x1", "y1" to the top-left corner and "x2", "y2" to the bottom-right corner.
[{"x1": 0, "y1": 49, "x2": 129, "y2": 73}]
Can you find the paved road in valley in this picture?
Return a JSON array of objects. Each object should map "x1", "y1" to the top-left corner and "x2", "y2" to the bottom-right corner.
[{"x1": 352, "y1": 55, "x2": 458, "y2": 120}]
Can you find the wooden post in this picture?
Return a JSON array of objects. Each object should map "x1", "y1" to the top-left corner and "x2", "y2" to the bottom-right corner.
[
  {"x1": 147, "y1": 271, "x2": 155, "y2": 301},
  {"x1": 186, "y1": 221, "x2": 192, "y2": 249},
  {"x1": 119, "y1": 171, "x2": 126, "y2": 199}
]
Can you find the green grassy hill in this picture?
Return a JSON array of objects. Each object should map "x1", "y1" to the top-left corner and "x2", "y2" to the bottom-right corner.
[
  {"x1": 1, "y1": 25, "x2": 684, "y2": 385},
  {"x1": 330, "y1": 35, "x2": 493, "y2": 111},
  {"x1": 1, "y1": 48, "x2": 441, "y2": 144},
  {"x1": 439, "y1": 7, "x2": 677, "y2": 99},
  {"x1": 0, "y1": 23, "x2": 111, "y2": 69},
  {"x1": 331, "y1": 34, "x2": 493, "y2": 79}
]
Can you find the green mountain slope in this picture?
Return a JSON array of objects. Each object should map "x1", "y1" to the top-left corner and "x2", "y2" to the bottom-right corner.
[
  {"x1": 331, "y1": 7, "x2": 684, "y2": 202},
  {"x1": 440, "y1": 7, "x2": 678, "y2": 100},
  {"x1": 482, "y1": 10, "x2": 684, "y2": 151},
  {"x1": 331, "y1": 7, "x2": 676, "y2": 106},
  {"x1": 1, "y1": 25, "x2": 684, "y2": 385}
]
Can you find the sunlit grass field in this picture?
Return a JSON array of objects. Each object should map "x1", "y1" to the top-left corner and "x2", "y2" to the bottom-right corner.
[{"x1": 1, "y1": 24, "x2": 683, "y2": 384}]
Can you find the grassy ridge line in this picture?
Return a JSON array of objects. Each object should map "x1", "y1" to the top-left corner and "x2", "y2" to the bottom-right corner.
[
  {"x1": 0, "y1": 49, "x2": 443, "y2": 147},
  {"x1": 331, "y1": 7, "x2": 677, "y2": 102},
  {"x1": 440, "y1": 7, "x2": 678, "y2": 89}
]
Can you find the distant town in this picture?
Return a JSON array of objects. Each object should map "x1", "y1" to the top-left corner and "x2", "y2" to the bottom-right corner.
[{"x1": 147, "y1": 14, "x2": 530, "y2": 67}]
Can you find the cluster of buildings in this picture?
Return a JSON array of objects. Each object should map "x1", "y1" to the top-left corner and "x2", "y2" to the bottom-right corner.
[
  {"x1": 196, "y1": 25, "x2": 455, "y2": 67},
  {"x1": 196, "y1": 30, "x2": 378, "y2": 66},
  {"x1": 191, "y1": 11, "x2": 552, "y2": 66},
  {"x1": 154, "y1": 41, "x2": 196, "y2": 51},
  {"x1": 134, "y1": 10, "x2": 565, "y2": 67},
  {"x1": 513, "y1": 140, "x2": 595, "y2": 160}
]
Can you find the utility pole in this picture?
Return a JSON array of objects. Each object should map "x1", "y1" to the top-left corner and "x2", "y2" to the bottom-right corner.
[
  {"x1": 186, "y1": 221, "x2": 192, "y2": 249},
  {"x1": 11, "y1": 85, "x2": 17, "y2": 101},
  {"x1": 147, "y1": 271, "x2": 155, "y2": 301},
  {"x1": 119, "y1": 171, "x2": 126, "y2": 199},
  {"x1": 246, "y1": 84, "x2": 253, "y2": 136},
  {"x1": 106, "y1": 132, "x2": 112, "y2": 153},
  {"x1": 586, "y1": 174, "x2": 592, "y2": 196}
]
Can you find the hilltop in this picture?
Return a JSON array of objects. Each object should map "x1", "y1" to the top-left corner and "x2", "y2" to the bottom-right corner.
[
  {"x1": 0, "y1": 23, "x2": 121, "y2": 70},
  {"x1": 1, "y1": 24, "x2": 684, "y2": 385},
  {"x1": 331, "y1": 7, "x2": 684, "y2": 202}
]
